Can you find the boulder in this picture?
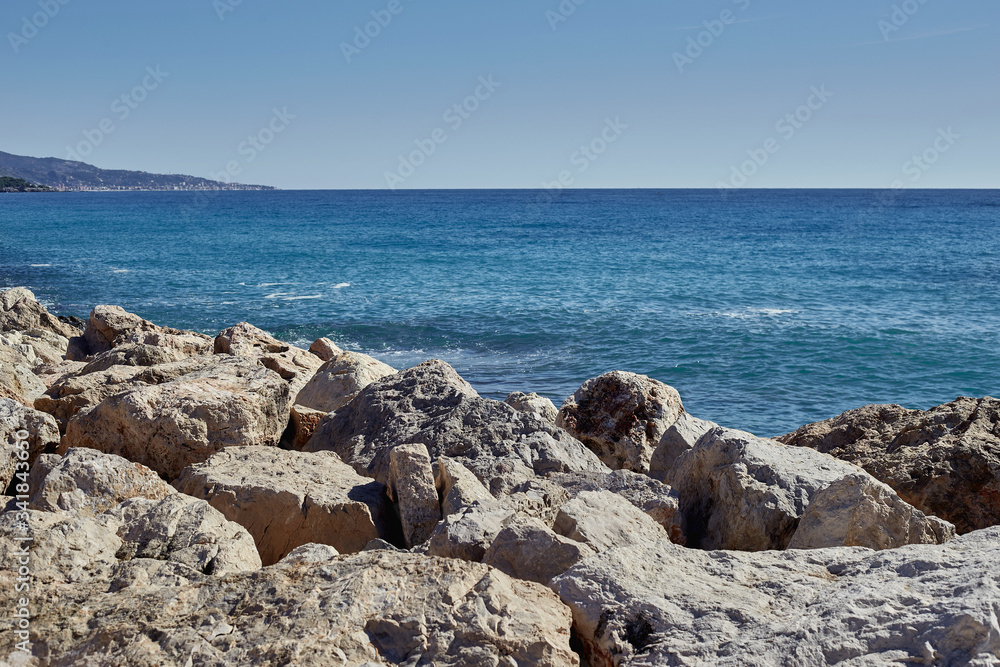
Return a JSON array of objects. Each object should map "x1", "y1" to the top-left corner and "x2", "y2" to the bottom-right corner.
[
  {"x1": 305, "y1": 360, "x2": 608, "y2": 495},
  {"x1": 0, "y1": 546, "x2": 578, "y2": 666},
  {"x1": 0, "y1": 287, "x2": 81, "y2": 339},
  {"x1": 0, "y1": 398, "x2": 60, "y2": 492},
  {"x1": 553, "y1": 490, "x2": 667, "y2": 553},
  {"x1": 79, "y1": 343, "x2": 189, "y2": 374},
  {"x1": 308, "y1": 336, "x2": 343, "y2": 361},
  {"x1": 294, "y1": 350, "x2": 397, "y2": 413},
  {"x1": 288, "y1": 404, "x2": 325, "y2": 449},
  {"x1": 557, "y1": 371, "x2": 684, "y2": 473},
  {"x1": 389, "y1": 443, "x2": 443, "y2": 548},
  {"x1": 175, "y1": 447, "x2": 396, "y2": 565},
  {"x1": 82, "y1": 304, "x2": 212, "y2": 358},
  {"x1": 668, "y1": 426, "x2": 941, "y2": 551},
  {"x1": 779, "y1": 397, "x2": 1000, "y2": 533},
  {"x1": 35, "y1": 356, "x2": 217, "y2": 431},
  {"x1": 29, "y1": 448, "x2": 175, "y2": 516},
  {"x1": 0, "y1": 327, "x2": 69, "y2": 367},
  {"x1": 427, "y1": 498, "x2": 516, "y2": 562},
  {"x1": 483, "y1": 516, "x2": 596, "y2": 585},
  {"x1": 648, "y1": 412, "x2": 717, "y2": 482},
  {"x1": 0, "y1": 344, "x2": 46, "y2": 406},
  {"x1": 516, "y1": 469, "x2": 685, "y2": 545},
  {"x1": 34, "y1": 359, "x2": 87, "y2": 388},
  {"x1": 435, "y1": 456, "x2": 493, "y2": 517},
  {"x1": 552, "y1": 528, "x2": 1000, "y2": 667},
  {"x1": 788, "y1": 473, "x2": 955, "y2": 550},
  {"x1": 505, "y1": 391, "x2": 559, "y2": 423},
  {"x1": 107, "y1": 494, "x2": 262, "y2": 576},
  {"x1": 63, "y1": 357, "x2": 290, "y2": 481},
  {"x1": 215, "y1": 321, "x2": 322, "y2": 401}
]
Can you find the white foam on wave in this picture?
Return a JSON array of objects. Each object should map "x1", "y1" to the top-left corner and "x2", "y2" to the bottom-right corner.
[
  {"x1": 332, "y1": 283, "x2": 351, "y2": 289},
  {"x1": 111, "y1": 269, "x2": 130, "y2": 274},
  {"x1": 30, "y1": 264, "x2": 51, "y2": 267},
  {"x1": 281, "y1": 295, "x2": 323, "y2": 301},
  {"x1": 259, "y1": 282, "x2": 297, "y2": 288},
  {"x1": 695, "y1": 307, "x2": 799, "y2": 320},
  {"x1": 264, "y1": 293, "x2": 289, "y2": 299}
]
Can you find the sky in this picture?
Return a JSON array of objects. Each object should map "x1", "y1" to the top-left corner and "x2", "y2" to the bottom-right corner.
[{"x1": 2, "y1": 0, "x2": 997, "y2": 190}]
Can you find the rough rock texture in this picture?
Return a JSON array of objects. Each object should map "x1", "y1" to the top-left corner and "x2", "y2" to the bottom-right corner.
[
  {"x1": 553, "y1": 529, "x2": 1000, "y2": 667},
  {"x1": 106, "y1": 494, "x2": 263, "y2": 576},
  {"x1": 484, "y1": 516, "x2": 596, "y2": 585},
  {"x1": 436, "y1": 456, "x2": 494, "y2": 517},
  {"x1": 29, "y1": 448, "x2": 175, "y2": 516},
  {"x1": 63, "y1": 357, "x2": 290, "y2": 480},
  {"x1": 505, "y1": 391, "x2": 559, "y2": 423},
  {"x1": 780, "y1": 397, "x2": 1000, "y2": 533},
  {"x1": 557, "y1": 371, "x2": 684, "y2": 474},
  {"x1": 0, "y1": 328, "x2": 69, "y2": 367},
  {"x1": 308, "y1": 336, "x2": 343, "y2": 361},
  {"x1": 79, "y1": 343, "x2": 189, "y2": 374},
  {"x1": 306, "y1": 360, "x2": 608, "y2": 495},
  {"x1": 788, "y1": 473, "x2": 955, "y2": 550},
  {"x1": 648, "y1": 412, "x2": 717, "y2": 482},
  {"x1": 427, "y1": 499, "x2": 516, "y2": 562},
  {"x1": 0, "y1": 287, "x2": 81, "y2": 339},
  {"x1": 82, "y1": 305, "x2": 212, "y2": 358},
  {"x1": 517, "y1": 470, "x2": 685, "y2": 545},
  {"x1": 389, "y1": 443, "x2": 443, "y2": 548},
  {"x1": 0, "y1": 540, "x2": 578, "y2": 666},
  {"x1": 288, "y1": 404, "x2": 325, "y2": 449},
  {"x1": 669, "y1": 426, "x2": 937, "y2": 551},
  {"x1": 294, "y1": 350, "x2": 397, "y2": 413},
  {"x1": 34, "y1": 356, "x2": 217, "y2": 430},
  {"x1": 175, "y1": 447, "x2": 396, "y2": 565},
  {"x1": 553, "y1": 490, "x2": 667, "y2": 553},
  {"x1": 0, "y1": 398, "x2": 60, "y2": 491},
  {"x1": 0, "y1": 343, "x2": 47, "y2": 406},
  {"x1": 215, "y1": 321, "x2": 323, "y2": 401}
]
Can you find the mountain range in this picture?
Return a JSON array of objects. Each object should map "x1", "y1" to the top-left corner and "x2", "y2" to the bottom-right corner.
[{"x1": 0, "y1": 150, "x2": 274, "y2": 191}]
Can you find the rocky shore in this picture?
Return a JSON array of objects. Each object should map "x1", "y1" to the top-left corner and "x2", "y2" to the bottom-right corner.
[{"x1": 1, "y1": 286, "x2": 998, "y2": 666}]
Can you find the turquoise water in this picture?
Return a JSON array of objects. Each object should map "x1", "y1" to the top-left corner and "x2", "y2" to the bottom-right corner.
[{"x1": 2, "y1": 189, "x2": 998, "y2": 436}]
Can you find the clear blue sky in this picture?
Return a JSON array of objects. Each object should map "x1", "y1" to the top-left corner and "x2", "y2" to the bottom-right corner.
[{"x1": 2, "y1": 0, "x2": 997, "y2": 189}]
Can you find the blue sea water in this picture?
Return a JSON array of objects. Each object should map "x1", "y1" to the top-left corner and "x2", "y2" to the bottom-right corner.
[{"x1": 1, "y1": 189, "x2": 998, "y2": 437}]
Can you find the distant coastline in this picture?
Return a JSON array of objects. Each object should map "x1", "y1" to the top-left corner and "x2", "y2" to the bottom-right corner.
[{"x1": 0, "y1": 149, "x2": 275, "y2": 192}]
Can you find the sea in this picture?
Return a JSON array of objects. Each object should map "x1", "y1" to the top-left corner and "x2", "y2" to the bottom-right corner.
[{"x1": 2, "y1": 189, "x2": 998, "y2": 437}]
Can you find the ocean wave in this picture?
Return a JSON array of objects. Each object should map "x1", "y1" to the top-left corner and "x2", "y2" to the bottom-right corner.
[
  {"x1": 111, "y1": 269, "x2": 130, "y2": 274},
  {"x1": 332, "y1": 283, "x2": 351, "y2": 289},
  {"x1": 30, "y1": 264, "x2": 51, "y2": 267},
  {"x1": 281, "y1": 295, "x2": 323, "y2": 301},
  {"x1": 258, "y1": 282, "x2": 297, "y2": 287}
]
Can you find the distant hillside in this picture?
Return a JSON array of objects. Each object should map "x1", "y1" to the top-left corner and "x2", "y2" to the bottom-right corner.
[
  {"x1": 0, "y1": 151, "x2": 275, "y2": 191},
  {"x1": 0, "y1": 176, "x2": 52, "y2": 192}
]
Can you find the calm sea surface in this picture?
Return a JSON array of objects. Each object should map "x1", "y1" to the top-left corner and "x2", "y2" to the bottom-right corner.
[{"x1": 2, "y1": 189, "x2": 998, "y2": 436}]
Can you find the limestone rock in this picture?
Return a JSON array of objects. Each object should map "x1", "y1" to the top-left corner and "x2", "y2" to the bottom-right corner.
[
  {"x1": 518, "y1": 469, "x2": 685, "y2": 545},
  {"x1": 29, "y1": 448, "x2": 174, "y2": 516},
  {"x1": 117, "y1": 328, "x2": 213, "y2": 357},
  {"x1": 305, "y1": 360, "x2": 608, "y2": 495},
  {"x1": 484, "y1": 516, "x2": 596, "y2": 585},
  {"x1": 780, "y1": 397, "x2": 1000, "y2": 533},
  {"x1": 79, "y1": 343, "x2": 189, "y2": 374},
  {"x1": 552, "y1": 528, "x2": 1000, "y2": 667},
  {"x1": 215, "y1": 321, "x2": 322, "y2": 401},
  {"x1": 553, "y1": 490, "x2": 667, "y2": 553},
  {"x1": 0, "y1": 344, "x2": 46, "y2": 406},
  {"x1": 106, "y1": 493, "x2": 262, "y2": 575},
  {"x1": 279, "y1": 542, "x2": 340, "y2": 565},
  {"x1": 0, "y1": 398, "x2": 60, "y2": 492},
  {"x1": 648, "y1": 412, "x2": 717, "y2": 482},
  {"x1": 308, "y1": 336, "x2": 343, "y2": 361},
  {"x1": 80, "y1": 304, "x2": 211, "y2": 359},
  {"x1": 505, "y1": 391, "x2": 559, "y2": 423},
  {"x1": 427, "y1": 498, "x2": 516, "y2": 562},
  {"x1": 668, "y1": 426, "x2": 934, "y2": 551},
  {"x1": 175, "y1": 447, "x2": 396, "y2": 565},
  {"x1": 557, "y1": 371, "x2": 684, "y2": 473},
  {"x1": 63, "y1": 357, "x2": 290, "y2": 481},
  {"x1": 288, "y1": 404, "x2": 325, "y2": 449},
  {"x1": 0, "y1": 287, "x2": 81, "y2": 339},
  {"x1": 35, "y1": 356, "x2": 217, "y2": 431},
  {"x1": 294, "y1": 350, "x2": 397, "y2": 413},
  {"x1": 435, "y1": 456, "x2": 493, "y2": 517},
  {"x1": 389, "y1": 443, "x2": 443, "y2": 548},
  {"x1": 0, "y1": 327, "x2": 69, "y2": 367},
  {"x1": 34, "y1": 359, "x2": 87, "y2": 389},
  {"x1": 0, "y1": 547, "x2": 578, "y2": 666},
  {"x1": 788, "y1": 472, "x2": 955, "y2": 550}
]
